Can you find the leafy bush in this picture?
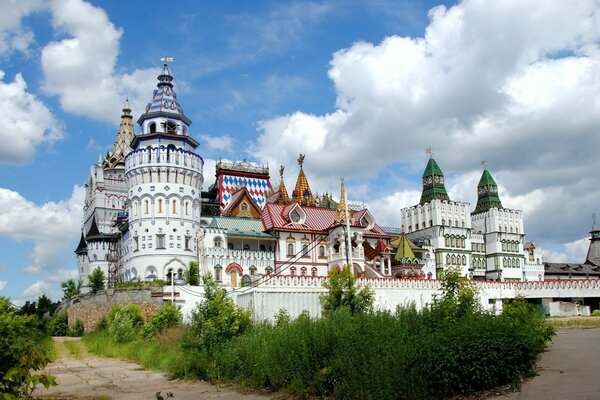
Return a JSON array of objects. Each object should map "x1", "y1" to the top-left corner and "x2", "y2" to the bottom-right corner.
[
  {"x1": 88, "y1": 267, "x2": 105, "y2": 294},
  {"x1": 0, "y1": 297, "x2": 56, "y2": 397},
  {"x1": 60, "y1": 279, "x2": 81, "y2": 300},
  {"x1": 189, "y1": 274, "x2": 252, "y2": 353},
  {"x1": 115, "y1": 280, "x2": 167, "y2": 289},
  {"x1": 108, "y1": 304, "x2": 144, "y2": 328},
  {"x1": 185, "y1": 261, "x2": 200, "y2": 286},
  {"x1": 68, "y1": 319, "x2": 85, "y2": 337},
  {"x1": 94, "y1": 315, "x2": 109, "y2": 332},
  {"x1": 142, "y1": 305, "x2": 182, "y2": 339},
  {"x1": 321, "y1": 265, "x2": 374, "y2": 315},
  {"x1": 47, "y1": 311, "x2": 68, "y2": 336},
  {"x1": 108, "y1": 310, "x2": 138, "y2": 344},
  {"x1": 592, "y1": 309, "x2": 600, "y2": 316}
]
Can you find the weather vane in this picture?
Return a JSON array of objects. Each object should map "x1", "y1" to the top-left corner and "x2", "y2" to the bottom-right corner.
[
  {"x1": 425, "y1": 146, "x2": 433, "y2": 158},
  {"x1": 279, "y1": 165, "x2": 285, "y2": 178},
  {"x1": 481, "y1": 160, "x2": 488, "y2": 169},
  {"x1": 297, "y1": 154, "x2": 305, "y2": 168},
  {"x1": 160, "y1": 56, "x2": 174, "y2": 65}
]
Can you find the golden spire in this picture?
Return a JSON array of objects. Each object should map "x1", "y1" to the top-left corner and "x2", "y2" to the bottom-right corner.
[
  {"x1": 291, "y1": 154, "x2": 315, "y2": 206},
  {"x1": 335, "y1": 177, "x2": 348, "y2": 223},
  {"x1": 276, "y1": 165, "x2": 290, "y2": 204},
  {"x1": 109, "y1": 97, "x2": 135, "y2": 165}
]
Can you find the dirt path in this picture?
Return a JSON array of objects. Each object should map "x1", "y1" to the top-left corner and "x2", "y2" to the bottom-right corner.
[{"x1": 35, "y1": 337, "x2": 271, "y2": 400}]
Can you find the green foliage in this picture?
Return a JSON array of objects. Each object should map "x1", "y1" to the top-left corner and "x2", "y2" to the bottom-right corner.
[
  {"x1": 108, "y1": 304, "x2": 144, "y2": 328},
  {"x1": 592, "y1": 309, "x2": 600, "y2": 317},
  {"x1": 189, "y1": 274, "x2": 252, "y2": 353},
  {"x1": 88, "y1": 267, "x2": 105, "y2": 294},
  {"x1": 0, "y1": 296, "x2": 56, "y2": 398},
  {"x1": 68, "y1": 319, "x2": 85, "y2": 337},
  {"x1": 61, "y1": 279, "x2": 82, "y2": 300},
  {"x1": 108, "y1": 310, "x2": 138, "y2": 344},
  {"x1": 142, "y1": 305, "x2": 183, "y2": 339},
  {"x1": 432, "y1": 267, "x2": 480, "y2": 321},
  {"x1": 115, "y1": 280, "x2": 167, "y2": 289},
  {"x1": 320, "y1": 265, "x2": 374, "y2": 315},
  {"x1": 185, "y1": 261, "x2": 200, "y2": 286},
  {"x1": 94, "y1": 315, "x2": 109, "y2": 332},
  {"x1": 47, "y1": 311, "x2": 68, "y2": 336}
]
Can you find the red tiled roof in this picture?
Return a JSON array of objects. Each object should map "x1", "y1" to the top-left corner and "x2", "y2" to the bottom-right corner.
[{"x1": 261, "y1": 203, "x2": 389, "y2": 237}]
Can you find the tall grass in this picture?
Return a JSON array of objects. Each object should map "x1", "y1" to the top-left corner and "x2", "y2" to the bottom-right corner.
[{"x1": 83, "y1": 327, "x2": 187, "y2": 375}]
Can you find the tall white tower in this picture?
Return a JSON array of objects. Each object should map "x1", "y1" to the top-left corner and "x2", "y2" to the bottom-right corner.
[{"x1": 123, "y1": 61, "x2": 204, "y2": 282}]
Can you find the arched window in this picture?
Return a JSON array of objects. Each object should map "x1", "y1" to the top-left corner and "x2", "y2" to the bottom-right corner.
[
  {"x1": 259, "y1": 244, "x2": 266, "y2": 252},
  {"x1": 149, "y1": 122, "x2": 156, "y2": 133},
  {"x1": 415, "y1": 223, "x2": 419, "y2": 230},
  {"x1": 249, "y1": 265, "x2": 257, "y2": 276},
  {"x1": 243, "y1": 244, "x2": 250, "y2": 251},
  {"x1": 287, "y1": 243, "x2": 294, "y2": 256},
  {"x1": 455, "y1": 220, "x2": 459, "y2": 227},
  {"x1": 441, "y1": 218, "x2": 445, "y2": 226},
  {"x1": 311, "y1": 267, "x2": 317, "y2": 277},
  {"x1": 302, "y1": 244, "x2": 309, "y2": 257},
  {"x1": 144, "y1": 200, "x2": 149, "y2": 214},
  {"x1": 166, "y1": 144, "x2": 176, "y2": 163},
  {"x1": 241, "y1": 202, "x2": 248, "y2": 211},
  {"x1": 429, "y1": 219, "x2": 433, "y2": 227},
  {"x1": 172, "y1": 199, "x2": 177, "y2": 214},
  {"x1": 265, "y1": 266, "x2": 273, "y2": 275},
  {"x1": 462, "y1": 255, "x2": 467, "y2": 265},
  {"x1": 158, "y1": 199, "x2": 163, "y2": 213},
  {"x1": 290, "y1": 266, "x2": 297, "y2": 276},
  {"x1": 301, "y1": 267, "x2": 307, "y2": 276},
  {"x1": 185, "y1": 201, "x2": 190, "y2": 215},
  {"x1": 452, "y1": 255, "x2": 456, "y2": 265},
  {"x1": 214, "y1": 237, "x2": 222, "y2": 248},
  {"x1": 318, "y1": 245, "x2": 325, "y2": 257},
  {"x1": 446, "y1": 254, "x2": 450, "y2": 265},
  {"x1": 228, "y1": 242, "x2": 234, "y2": 250}
]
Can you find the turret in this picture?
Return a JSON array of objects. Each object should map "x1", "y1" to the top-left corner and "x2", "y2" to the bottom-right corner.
[
  {"x1": 472, "y1": 169, "x2": 503, "y2": 215},
  {"x1": 419, "y1": 157, "x2": 450, "y2": 205}
]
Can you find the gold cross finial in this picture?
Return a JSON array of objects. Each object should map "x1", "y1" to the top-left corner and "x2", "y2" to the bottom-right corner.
[
  {"x1": 297, "y1": 154, "x2": 305, "y2": 168},
  {"x1": 425, "y1": 146, "x2": 433, "y2": 158}
]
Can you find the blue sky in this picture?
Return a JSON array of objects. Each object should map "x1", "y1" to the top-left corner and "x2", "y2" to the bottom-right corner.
[{"x1": 1, "y1": 0, "x2": 600, "y2": 303}]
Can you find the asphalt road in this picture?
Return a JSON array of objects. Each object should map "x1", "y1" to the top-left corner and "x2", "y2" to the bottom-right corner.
[{"x1": 496, "y1": 327, "x2": 600, "y2": 400}]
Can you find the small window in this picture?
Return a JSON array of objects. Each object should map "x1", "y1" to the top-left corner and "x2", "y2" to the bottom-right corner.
[
  {"x1": 318, "y1": 245, "x2": 325, "y2": 257},
  {"x1": 214, "y1": 265, "x2": 222, "y2": 282},
  {"x1": 311, "y1": 267, "x2": 317, "y2": 277},
  {"x1": 287, "y1": 243, "x2": 294, "y2": 256},
  {"x1": 184, "y1": 236, "x2": 191, "y2": 250},
  {"x1": 156, "y1": 234, "x2": 166, "y2": 249},
  {"x1": 172, "y1": 199, "x2": 177, "y2": 214},
  {"x1": 302, "y1": 244, "x2": 309, "y2": 257},
  {"x1": 185, "y1": 201, "x2": 190, "y2": 215},
  {"x1": 265, "y1": 266, "x2": 273, "y2": 275},
  {"x1": 144, "y1": 200, "x2": 149, "y2": 214},
  {"x1": 249, "y1": 266, "x2": 257, "y2": 276},
  {"x1": 158, "y1": 199, "x2": 163, "y2": 213},
  {"x1": 259, "y1": 244, "x2": 266, "y2": 252},
  {"x1": 243, "y1": 244, "x2": 250, "y2": 251},
  {"x1": 214, "y1": 237, "x2": 222, "y2": 248},
  {"x1": 228, "y1": 242, "x2": 234, "y2": 250},
  {"x1": 301, "y1": 267, "x2": 307, "y2": 276},
  {"x1": 290, "y1": 210, "x2": 301, "y2": 223},
  {"x1": 290, "y1": 267, "x2": 297, "y2": 276},
  {"x1": 133, "y1": 236, "x2": 139, "y2": 251},
  {"x1": 149, "y1": 122, "x2": 156, "y2": 133},
  {"x1": 241, "y1": 202, "x2": 248, "y2": 211}
]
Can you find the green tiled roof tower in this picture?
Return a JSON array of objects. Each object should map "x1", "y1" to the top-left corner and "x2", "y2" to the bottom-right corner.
[
  {"x1": 473, "y1": 169, "x2": 503, "y2": 214},
  {"x1": 419, "y1": 157, "x2": 450, "y2": 205}
]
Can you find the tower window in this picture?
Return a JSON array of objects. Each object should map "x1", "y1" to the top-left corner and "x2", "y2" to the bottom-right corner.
[
  {"x1": 287, "y1": 243, "x2": 295, "y2": 256},
  {"x1": 149, "y1": 122, "x2": 156, "y2": 133},
  {"x1": 144, "y1": 200, "x2": 149, "y2": 214},
  {"x1": 158, "y1": 199, "x2": 163, "y2": 213},
  {"x1": 156, "y1": 234, "x2": 165, "y2": 249},
  {"x1": 172, "y1": 199, "x2": 177, "y2": 214}
]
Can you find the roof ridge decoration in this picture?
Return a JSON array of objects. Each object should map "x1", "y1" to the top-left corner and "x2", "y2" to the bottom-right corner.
[
  {"x1": 276, "y1": 165, "x2": 290, "y2": 204},
  {"x1": 419, "y1": 149, "x2": 450, "y2": 205},
  {"x1": 106, "y1": 98, "x2": 135, "y2": 167},
  {"x1": 473, "y1": 165, "x2": 503, "y2": 215},
  {"x1": 291, "y1": 154, "x2": 316, "y2": 206}
]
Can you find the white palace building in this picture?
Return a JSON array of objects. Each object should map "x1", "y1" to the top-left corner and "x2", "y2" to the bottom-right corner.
[{"x1": 74, "y1": 62, "x2": 600, "y2": 318}]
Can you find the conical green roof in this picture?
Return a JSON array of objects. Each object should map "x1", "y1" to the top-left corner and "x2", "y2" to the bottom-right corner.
[
  {"x1": 419, "y1": 157, "x2": 450, "y2": 205},
  {"x1": 473, "y1": 169, "x2": 503, "y2": 214},
  {"x1": 422, "y1": 158, "x2": 444, "y2": 177}
]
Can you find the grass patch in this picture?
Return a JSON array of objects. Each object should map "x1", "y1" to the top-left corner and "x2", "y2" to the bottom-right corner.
[
  {"x1": 63, "y1": 339, "x2": 83, "y2": 358},
  {"x1": 83, "y1": 327, "x2": 188, "y2": 377},
  {"x1": 548, "y1": 316, "x2": 600, "y2": 328}
]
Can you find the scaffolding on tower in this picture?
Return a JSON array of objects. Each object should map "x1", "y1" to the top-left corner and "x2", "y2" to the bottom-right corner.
[{"x1": 107, "y1": 210, "x2": 129, "y2": 287}]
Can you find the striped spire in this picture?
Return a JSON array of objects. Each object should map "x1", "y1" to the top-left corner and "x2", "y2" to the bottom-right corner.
[
  {"x1": 291, "y1": 154, "x2": 315, "y2": 206},
  {"x1": 276, "y1": 165, "x2": 290, "y2": 204},
  {"x1": 335, "y1": 177, "x2": 352, "y2": 224}
]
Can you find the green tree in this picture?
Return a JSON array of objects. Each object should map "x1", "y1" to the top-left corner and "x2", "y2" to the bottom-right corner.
[
  {"x1": 88, "y1": 267, "x2": 105, "y2": 294},
  {"x1": 35, "y1": 295, "x2": 57, "y2": 319},
  {"x1": 190, "y1": 274, "x2": 251, "y2": 353},
  {"x1": 185, "y1": 261, "x2": 200, "y2": 286},
  {"x1": 433, "y1": 267, "x2": 480, "y2": 319},
  {"x1": 60, "y1": 279, "x2": 81, "y2": 300},
  {"x1": 320, "y1": 265, "x2": 374, "y2": 315}
]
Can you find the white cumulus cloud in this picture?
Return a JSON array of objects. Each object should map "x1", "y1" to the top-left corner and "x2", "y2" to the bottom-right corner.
[
  {"x1": 0, "y1": 71, "x2": 63, "y2": 165},
  {"x1": 0, "y1": 280, "x2": 6, "y2": 292},
  {"x1": 0, "y1": 185, "x2": 84, "y2": 274},
  {"x1": 0, "y1": 0, "x2": 46, "y2": 55},
  {"x1": 250, "y1": 0, "x2": 600, "y2": 252}
]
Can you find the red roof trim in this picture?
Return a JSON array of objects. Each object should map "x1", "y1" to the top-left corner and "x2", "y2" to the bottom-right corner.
[{"x1": 225, "y1": 262, "x2": 243, "y2": 274}]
